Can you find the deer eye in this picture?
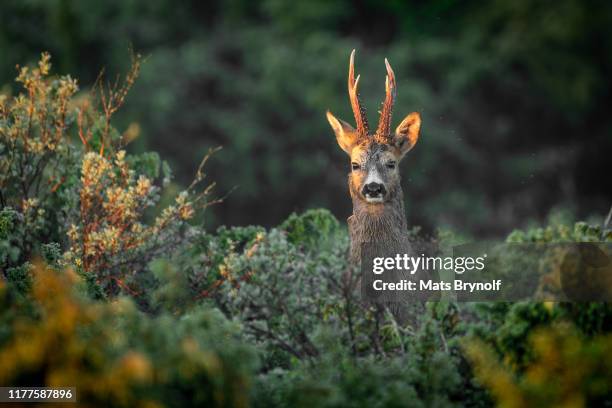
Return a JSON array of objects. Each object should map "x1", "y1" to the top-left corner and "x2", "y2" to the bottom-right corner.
[
  {"x1": 386, "y1": 161, "x2": 396, "y2": 169},
  {"x1": 351, "y1": 162, "x2": 361, "y2": 171}
]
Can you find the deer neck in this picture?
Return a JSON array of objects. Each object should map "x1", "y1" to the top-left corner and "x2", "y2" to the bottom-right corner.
[{"x1": 348, "y1": 187, "x2": 407, "y2": 262}]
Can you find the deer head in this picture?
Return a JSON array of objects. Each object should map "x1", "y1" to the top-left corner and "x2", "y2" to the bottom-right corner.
[{"x1": 327, "y1": 50, "x2": 421, "y2": 205}]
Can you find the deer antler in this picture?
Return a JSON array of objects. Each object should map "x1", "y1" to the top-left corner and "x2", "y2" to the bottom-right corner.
[
  {"x1": 375, "y1": 58, "x2": 396, "y2": 141},
  {"x1": 348, "y1": 49, "x2": 369, "y2": 136}
]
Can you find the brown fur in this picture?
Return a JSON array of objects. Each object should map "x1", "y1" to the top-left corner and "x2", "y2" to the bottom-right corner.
[
  {"x1": 348, "y1": 184, "x2": 407, "y2": 264},
  {"x1": 346, "y1": 141, "x2": 405, "y2": 262},
  {"x1": 326, "y1": 51, "x2": 422, "y2": 266}
]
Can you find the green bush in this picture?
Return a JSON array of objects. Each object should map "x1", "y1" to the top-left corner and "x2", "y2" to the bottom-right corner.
[
  {"x1": 0, "y1": 53, "x2": 216, "y2": 300},
  {"x1": 280, "y1": 208, "x2": 342, "y2": 250},
  {"x1": 0, "y1": 264, "x2": 257, "y2": 408},
  {"x1": 1, "y1": 54, "x2": 611, "y2": 407},
  {"x1": 253, "y1": 313, "x2": 465, "y2": 408},
  {"x1": 463, "y1": 217, "x2": 612, "y2": 406}
]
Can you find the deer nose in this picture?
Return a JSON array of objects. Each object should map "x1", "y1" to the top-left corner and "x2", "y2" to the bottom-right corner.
[{"x1": 363, "y1": 182, "x2": 385, "y2": 197}]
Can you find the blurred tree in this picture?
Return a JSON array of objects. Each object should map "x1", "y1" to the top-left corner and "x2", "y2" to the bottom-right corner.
[{"x1": 1, "y1": 0, "x2": 610, "y2": 235}]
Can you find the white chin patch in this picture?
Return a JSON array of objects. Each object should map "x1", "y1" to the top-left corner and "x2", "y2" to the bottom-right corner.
[{"x1": 365, "y1": 195, "x2": 384, "y2": 203}]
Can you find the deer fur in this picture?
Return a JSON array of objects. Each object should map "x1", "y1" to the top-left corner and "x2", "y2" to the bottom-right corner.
[
  {"x1": 326, "y1": 50, "x2": 421, "y2": 266},
  {"x1": 348, "y1": 182, "x2": 407, "y2": 264}
]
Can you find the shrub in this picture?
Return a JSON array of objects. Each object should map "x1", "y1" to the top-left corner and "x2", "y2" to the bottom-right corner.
[
  {"x1": 180, "y1": 210, "x2": 407, "y2": 369},
  {"x1": 0, "y1": 263, "x2": 257, "y2": 408},
  {"x1": 465, "y1": 324, "x2": 612, "y2": 407},
  {"x1": 214, "y1": 223, "x2": 350, "y2": 366},
  {"x1": 1, "y1": 53, "x2": 611, "y2": 407},
  {"x1": 253, "y1": 312, "x2": 464, "y2": 408},
  {"x1": 0, "y1": 53, "x2": 217, "y2": 299},
  {"x1": 462, "y1": 217, "x2": 612, "y2": 406},
  {"x1": 280, "y1": 208, "x2": 342, "y2": 250},
  {"x1": 0, "y1": 53, "x2": 81, "y2": 270}
]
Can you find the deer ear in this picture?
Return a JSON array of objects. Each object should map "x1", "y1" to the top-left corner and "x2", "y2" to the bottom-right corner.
[
  {"x1": 394, "y1": 112, "x2": 421, "y2": 157},
  {"x1": 326, "y1": 111, "x2": 359, "y2": 155}
]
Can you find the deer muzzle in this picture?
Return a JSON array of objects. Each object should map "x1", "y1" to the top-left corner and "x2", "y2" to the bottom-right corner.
[{"x1": 363, "y1": 182, "x2": 386, "y2": 202}]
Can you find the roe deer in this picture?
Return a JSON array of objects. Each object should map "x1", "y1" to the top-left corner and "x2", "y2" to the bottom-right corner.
[{"x1": 326, "y1": 50, "x2": 421, "y2": 266}]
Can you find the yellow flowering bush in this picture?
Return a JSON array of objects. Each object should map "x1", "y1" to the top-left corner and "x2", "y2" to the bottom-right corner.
[
  {"x1": 0, "y1": 53, "x2": 81, "y2": 271},
  {"x1": 464, "y1": 324, "x2": 612, "y2": 407},
  {"x1": 0, "y1": 53, "x2": 217, "y2": 298},
  {"x1": 64, "y1": 147, "x2": 213, "y2": 297},
  {"x1": 0, "y1": 263, "x2": 256, "y2": 407}
]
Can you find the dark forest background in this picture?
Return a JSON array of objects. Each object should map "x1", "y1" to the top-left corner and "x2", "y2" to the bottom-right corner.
[{"x1": 1, "y1": 0, "x2": 610, "y2": 236}]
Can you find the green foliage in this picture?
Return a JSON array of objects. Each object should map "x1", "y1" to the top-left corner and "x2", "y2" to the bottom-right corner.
[
  {"x1": 280, "y1": 208, "x2": 341, "y2": 250},
  {"x1": 0, "y1": 47, "x2": 610, "y2": 407},
  {"x1": 253, "y1": 316, "x2": 464, "y2": 408},
  {"x1": 0, "y1": 207, "x2": 21, "y2": 266},
  {"x1": 465, "y1": 324, "x2": 612, "y2": 408},
  {"x1": 462, "y1": 219, "x2": 612, "y2": 406},
  {"x1": 1, "y1": 199, "x2": 611, "y2": 406},
  {"x1": 5, "y1": 262, "x2": 32, "y2": 294},
  {"x1": 507, "y1": 220, "x2": 611, "y2": 243},
  {"x1": 41, "y1": 242, "x2": 62, "y2": 265},
  {"x1": 3, "y1": 0, "x2": 610, "y2": 232},
  {"x1": 192, "y1": 212, "x2": 478, "y2": 406},
  {"x1": 0, "y1": 53, "x2": 216, "y2": 300},
  {"x1": 208, "y1": 218, "x2": 350, "y2": 366},
  {"x1": 0, "y1": 53, "x2": 83, "y2": 272},
  {"x1": 0, "y1": 265, "x2": 257, "y2": 408}
]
